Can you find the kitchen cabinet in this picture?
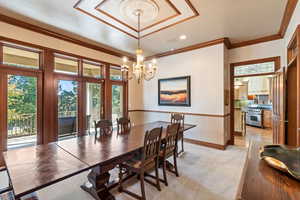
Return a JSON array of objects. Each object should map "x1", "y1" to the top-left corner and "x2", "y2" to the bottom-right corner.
[
  {"x1": 248, "y1": 76, "x2": 271, "y2": 95},
  {"x1": 263, "y1": 110, "x2": 272, "y2": 128},
  {"x1": 234, "y1": 84, "x2": 248, "y2": 100}
]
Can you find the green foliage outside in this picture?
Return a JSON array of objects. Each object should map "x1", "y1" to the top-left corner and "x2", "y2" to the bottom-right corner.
[
  {"x1": 8, "y1": 75, "x2": 37, "y2": 121},
  {"x1": 8, "y1": 77, "x2": 122, "y2": 125},
  {"x1": 112, "y1": 85, "x2": 121, "y2": 115}
]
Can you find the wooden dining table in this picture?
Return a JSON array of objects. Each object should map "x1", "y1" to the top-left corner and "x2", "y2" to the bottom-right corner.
[{"x1": 3, "y1": 121, "x2": 196, "y2": 200}]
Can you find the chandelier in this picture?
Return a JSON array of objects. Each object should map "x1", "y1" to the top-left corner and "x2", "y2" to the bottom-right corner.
[{"x1": 121, "y1": 9, "x2": 158, "y2": 83}]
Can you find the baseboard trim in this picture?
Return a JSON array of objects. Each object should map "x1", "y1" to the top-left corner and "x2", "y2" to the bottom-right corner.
[
  {"x1": 184, "y1": 138, "x2": 227, "y2": 150},
  {"x1": 234, "y1": 131, "x2": 243, "y2": 136}
]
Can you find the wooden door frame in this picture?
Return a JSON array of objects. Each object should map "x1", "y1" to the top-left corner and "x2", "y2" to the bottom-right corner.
[
  {"x1": 229, "y1": 57, "x2": 281, "y2": 145},
  {"x1": 54, "y1": 74, "x2": 83, "y2": 139},
  {"x1": 0, "y1": 65, "x2": 43, "y2": 151}
]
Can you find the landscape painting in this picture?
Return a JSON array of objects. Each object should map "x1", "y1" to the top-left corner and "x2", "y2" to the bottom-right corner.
[{"x1": 158, "y1": 76, "x2": 191, "y2": 106}]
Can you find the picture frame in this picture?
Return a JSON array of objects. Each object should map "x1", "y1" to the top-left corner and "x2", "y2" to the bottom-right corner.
[{"x1": 158, "y1": 76, "x2": 191, "y2": 106}]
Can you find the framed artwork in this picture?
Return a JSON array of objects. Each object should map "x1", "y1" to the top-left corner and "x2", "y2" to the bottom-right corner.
[{"x1": 158, "y1": 76, "x2": 191, "y2": 106}]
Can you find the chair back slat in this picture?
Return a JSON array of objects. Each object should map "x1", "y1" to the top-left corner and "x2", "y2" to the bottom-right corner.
[
  {"x1": 94, "y1": 120, "x2": 113, "y2": 137},
  {"x1": 171, "y1": 113, "x2": 185, "y2": 138},
  {"x1": 171, "y1": 113, "x2": 184, "y2": 127},
  {"x1": 164, "y1": 123, "x2": 180, "y2": 155},
  {"x1": 142, "y1": 127, "x2": 162, "y2": 163},
  {"x1": 117, "y1": 117, "x2": 132, "y2": 134}
]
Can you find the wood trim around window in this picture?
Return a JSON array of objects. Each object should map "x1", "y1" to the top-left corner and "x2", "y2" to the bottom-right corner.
[
  {"x1": 0, "y1": 65, "x2": 43, "y2": 150},
  {"x1": 0, "y1": 74, "x2": 7, "y2": 151},
  {"x1": 0, "y1": 36, "x2": 129, "y2": 149},
  {"x1": 232, "y1": 56, "x2": 281, "y2": 72}
]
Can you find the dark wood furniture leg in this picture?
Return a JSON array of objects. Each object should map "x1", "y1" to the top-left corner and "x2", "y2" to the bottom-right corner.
[{"x1": 81, "y1": 165, "x2": 115, "y2": 200}]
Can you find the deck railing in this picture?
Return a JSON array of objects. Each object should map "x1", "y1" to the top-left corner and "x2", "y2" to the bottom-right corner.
[
  {"x1": 8, "y1": 111, "x2": 78, "y2": 139},
  {"x1": 8, "y1": 113, "x2": 36, "y2": 139}
]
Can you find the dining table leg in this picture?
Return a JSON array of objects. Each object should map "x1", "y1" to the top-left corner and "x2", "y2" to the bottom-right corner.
[{"x1": 81, "y1": 165, "x2": 115, "y2": 200}]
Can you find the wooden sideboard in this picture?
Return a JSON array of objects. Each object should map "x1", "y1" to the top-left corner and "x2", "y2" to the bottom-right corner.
[{"x1": 236, "y1": 141, "x2": 300, "y2": 200}]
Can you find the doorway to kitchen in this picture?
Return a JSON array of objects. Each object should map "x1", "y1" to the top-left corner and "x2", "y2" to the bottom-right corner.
[{"x1": 230, "y1": 57, "x2": 280, "y2": 146}]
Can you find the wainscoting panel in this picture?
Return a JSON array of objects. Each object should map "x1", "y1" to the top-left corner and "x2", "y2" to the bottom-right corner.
[{"x1": 129, "y1": 110, "x2": 230, "y2": 146}]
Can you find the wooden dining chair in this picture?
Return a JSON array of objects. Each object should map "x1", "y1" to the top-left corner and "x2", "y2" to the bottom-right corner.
[
  {"x1": 94, "y1": 120, "x2": 113, "y2": 137},
  {"x1": 171, "y1": 113, "x2": 185, "y2": 155},
  {"x1": 117, "y1": 117, "x2": 131, "y2": 134},
  {"x1": 118, "y1": 127, "x2": 163, "y2": 200},
  {"x1": 159, "y1": 123, "x2": 180, "y2": 186}
]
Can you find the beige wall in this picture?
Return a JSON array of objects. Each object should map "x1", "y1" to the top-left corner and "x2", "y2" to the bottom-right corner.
[
  {"x1": 229, "y1": 39, "x2": 285, "y2": 66},
  {"x1": 0, "y1": 22, "x2": 122, "y2": 65},
  {"x1": 130, "y1": 44, "x2": 231, "y2": 146}
]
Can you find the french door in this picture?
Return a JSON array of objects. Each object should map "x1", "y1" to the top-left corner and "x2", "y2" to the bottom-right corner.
[
  {"x1": 111, "y1": 83, "x2": 125, "y2": 125},
  {"x1": 55, "y1": 75, "x2": 104, "y2": 138},
  {"x1": 0, "y1": 69, "x2": 42, "y2": 150},
  {"x1": 272, "y1": 67, "x2": 286, "y2": 144},
  {"x1": 84, "y1": 81, "x2": 104, "y2": 135}
]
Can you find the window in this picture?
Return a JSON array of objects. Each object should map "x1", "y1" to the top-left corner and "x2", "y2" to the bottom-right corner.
[
  {"x1": 2, "y1": 45, "x2": 40, "y2": 69},
  {"x1": 86, "y1": 83, "x2": 102, "y2": 134},
  {"x1": 83, "y1": 61, "x2": 103, "y2": 78},
  {"x1": 112, "y1": 85, "x2": 123, "y2": 124},
  {"x1": 57, "y1": 80, "x2": 78, "y2": 138},
  {"x1": 110, "y1": 66, "x2": 123, "y2": 81},
  {"x1": 54, "y1": 54, "x2": 78, "y2": 75},
  {"x1": 234, "y1": 62, "x2": 275, "y2": 76},
  {"x1": 7, "y1": 75, "x2": 38, "y2": 148}
]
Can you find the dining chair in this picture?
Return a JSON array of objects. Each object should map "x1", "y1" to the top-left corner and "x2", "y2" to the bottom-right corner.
[
  {"x1": 170, "y1": 113, "x2": 185, "y2": 155},
  {"x1": 118, "y1": 127, "x2": 163, "y2": 200},
  {"x1": 117, "y1": 117, "x2": 131, "y2": 134},
  {"x1": 94, "y1": 120, "x2": 113, "y2": 137},
  {"x1": 159, "y1": 123, "x2": 180, "y2": 186}
]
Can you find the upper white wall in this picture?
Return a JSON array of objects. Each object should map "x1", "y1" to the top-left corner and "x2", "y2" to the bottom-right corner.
[
  {"x1": 229, "y1": 39, "x2": 285, "y2": 66},
  {"x1": 0, "y1": 22, "x2": 122, "y2": 65},
  {"x1": 142, "y1": 43, "x2": 225, "y2": 115}
]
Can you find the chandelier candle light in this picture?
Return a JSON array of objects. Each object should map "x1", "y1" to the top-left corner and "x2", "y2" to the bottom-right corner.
[{"x1": 121, "y1": 6, "x2": 158, "y2": 83}]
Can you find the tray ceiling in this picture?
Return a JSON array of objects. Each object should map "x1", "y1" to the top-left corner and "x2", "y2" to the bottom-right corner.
[
  {"x1": 0, "y1": 0, "x2": 289, "y2": 56},
  {"x1": 75, "y1": 0, "x2": 199, "y2": 39}
]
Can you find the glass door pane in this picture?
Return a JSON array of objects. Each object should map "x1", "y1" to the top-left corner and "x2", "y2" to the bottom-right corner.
[
  {"x1": 112, "y1": 85, "x2": 123, "y2": 125},
  {"x1": 86, "y1": 83, "x2": 102, "y2": 134},
  {"x1": 58, "y1": 80, "x2": 78, "y2": 139},
  {"x1": 7, "y1": 75, "x2": 37, "y2": 149}
]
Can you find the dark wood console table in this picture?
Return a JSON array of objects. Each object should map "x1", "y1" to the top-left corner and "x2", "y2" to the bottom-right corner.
[{"x1": 237, "y1": 141, "x2": 300, "y2": 200}]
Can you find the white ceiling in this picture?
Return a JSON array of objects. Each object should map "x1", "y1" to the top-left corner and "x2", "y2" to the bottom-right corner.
[{"x1": 0, "y1": 0, "x2": 287, "y2": 56}]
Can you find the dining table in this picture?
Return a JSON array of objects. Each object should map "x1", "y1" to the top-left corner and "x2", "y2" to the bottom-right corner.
[{"x1": 3, "y1": 121, "x2": 196, "y2": 200}]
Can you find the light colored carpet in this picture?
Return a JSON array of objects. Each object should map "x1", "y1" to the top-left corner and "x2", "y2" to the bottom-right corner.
[{"x1": 14, "y1": 143, "x2": 247, "y2": 200}]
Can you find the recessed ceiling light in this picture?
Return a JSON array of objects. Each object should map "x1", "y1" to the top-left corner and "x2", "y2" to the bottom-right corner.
[{"x1": 179, "y1": 35, "x2": 187, "y2": 40}]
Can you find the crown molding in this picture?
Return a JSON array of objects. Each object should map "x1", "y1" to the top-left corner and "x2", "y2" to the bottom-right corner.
[
  {"x1": 0, "y1": 0, "x2": 297, "y2": 59},
  {"x1": 279, "y1": 0, "x2": 298, "y2": 37},
  {"x1": 146, "y1": 0, "x2": 298, "y2": 57},
  {"x1": 0, "y1": 14, "x2": 135, "y2": 60},
  {"x1": 146, "y1": 38, "x2": 230, "y2": 60},
  {"x1": 230, "y1": 34, "x2": 282, "y2": 49}
]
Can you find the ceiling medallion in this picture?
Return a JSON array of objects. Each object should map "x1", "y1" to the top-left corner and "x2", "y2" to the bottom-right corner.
[
  {"x1": 120, "y1": 0, "x2": 159, "y2": 23},
  {"x1": 121, "y1": 1, "x2": 158, "y2": 83}
]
